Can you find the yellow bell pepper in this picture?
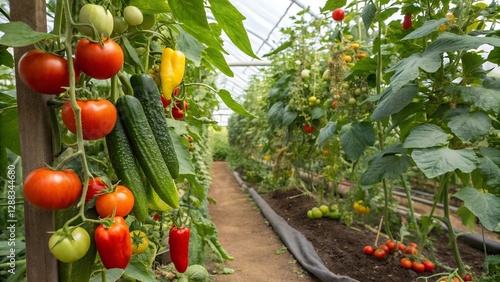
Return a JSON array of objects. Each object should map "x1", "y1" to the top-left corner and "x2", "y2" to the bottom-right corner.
[{"x1": 160, "y1": 48, "x2": 185, "y2": 100}]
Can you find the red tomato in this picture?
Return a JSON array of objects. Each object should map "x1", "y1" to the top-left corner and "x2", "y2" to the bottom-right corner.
[
  {"x1": 303, "y1": 124, "x2": 315, "y2": 134},
  {"x1": 95, "y1": 216, "x2": 132, "y2": 269},
  {"x1": 402, "y1": 13, "x2": 412, "y2": 30},
  {"x1": 75, "y1": 38, "x2": 124, "y2": 79},
  {"x1": 363, "y1": 245, "x2": 374, "y2": 255},
  {"x1": 332, "y1": 8, "x2": 345, "y2": 21},
  {"x1": 23, "y1": 168, "x2": 82, "y2": 210},
  {"x1": 386, "y1": 239, "x2": 397, "y2": 250},
  {"x1": 397, "y1": 242, "x2": 406, "y2": 251},
  {"x1": 408, "y1": 242, "x2": 418, "y2": 248},
  {"x1": 412, "y1": 261, "x2": 425, "y2": 272},
  {"x1": 380, "y1": 244, "x2": 390, "y2": 253},
  {"x1": 17, "y1": 50, "x2": 80, "y2": 95},
  {"x1": 85, "y1": 177, "x2": 107, "y2": 203},
  {"x1": 422, "y1": 260, "x2": 435, "y2": 272},
  {"x1": 95, "y1": 185, "x2": 135, "y2": 218},
  {"x1": 61, "y1": 100, "x2": 117, "y2": 140},
  {"x1": 461, "y1": 274, "x2": 473, "y2": 281},
  {"x1": 373, "y1": 249, "x2": 386, "y2": 259},
  {"x1": 405, "y1": 246, "x2": 418, "y2": 255},
  {"x1": 160, "y1": 95, "x2": 172, "y2": 108},
  {"x1": 400, "y1": 258, "x2": 412, "y2": 269},
  {"x1": 171, "y1": 108, "x2": 184, "y2": 120}
]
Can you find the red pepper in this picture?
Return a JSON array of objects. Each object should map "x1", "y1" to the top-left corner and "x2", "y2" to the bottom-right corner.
[
  {"x1": 95, "y1": 216, "x2": 132, "y2": 269},
  {"x1": 402, "y1": 13, "x2": 412, "y2": 30},
  {"x1": 169, "y1": 225, "x2": 190, "y2": 273}
]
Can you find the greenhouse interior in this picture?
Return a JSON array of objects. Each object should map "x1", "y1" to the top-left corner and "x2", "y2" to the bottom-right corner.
[{"x1": 1, "y1": 0, "x2": 500, "y2": 281}]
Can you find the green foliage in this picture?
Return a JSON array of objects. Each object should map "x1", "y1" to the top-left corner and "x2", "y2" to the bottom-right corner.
[{"x1": 209, "y1": 127, "x2": 229, "y2": 161}]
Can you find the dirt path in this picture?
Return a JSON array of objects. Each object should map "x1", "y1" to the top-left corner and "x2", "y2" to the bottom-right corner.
[{"x1": 207, "y1": 162, "x2": 318, "y2": 282}]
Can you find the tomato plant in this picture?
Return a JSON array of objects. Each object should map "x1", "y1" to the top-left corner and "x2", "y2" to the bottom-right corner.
[
  {"x1": 95, "y1": 185, "x2": 134, "y2": 218},
  {"x1": 17, "y1": 50, "x2": 80, "y2": 95},
  {"x1": 23, "y1": 168, "x2": 82, "y2": 210},
  {"x1": 61, "y1": 100, "x2": 117, "y2": 140},
  {"x1": 48, "y1": 227, "x2": 90, "y2": 263},
  {"x1": 95, "y1": 216, "x2": 132, "y2": 269},
  {"x1": 130, "y1": 230, "x2": 149, "y2": 254},
  {"x1": 75, "y1": 38, "x2": 124, "y2": 79},
  {"x1": 332, "y1": 8, "x2": 345, "y2": 21}
]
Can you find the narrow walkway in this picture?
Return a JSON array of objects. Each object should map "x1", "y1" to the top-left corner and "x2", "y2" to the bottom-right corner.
[{"x1": 207, "y1": 162, "x2": 317, "y2": 282}]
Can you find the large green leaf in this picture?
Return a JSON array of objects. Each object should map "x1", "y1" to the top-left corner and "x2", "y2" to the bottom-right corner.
[
  {"x1": 453, "y1": 187, "x2": 500, "y2": 232},
  {"x1": 318, "y1": 121, "x2": 337, "y2": 147},
  {"x1": 282, "y1": 110, "x2": 297, "y2": 127},
  {"x1": 204, "y1": 48, "x2": 233, "y2": 77},
  {"x1": 478, "y1": 147, "x2": 500, "y2": 192},
  {"x1": 171, "y1": 130, "x2": 195, "y2": 176},
  {"x1": 462, "y1": 52, "x2": 489, "y2": 84},
  {"x1": 0, "y1": 49, "x2": 13, "y2": 68},
  {"x1": 311, "y1": 107, "x2": 325, "y2": 120},
  {"x1": 208, "y1": 0, "x2": 257, "y2": 59},
  {"x1": 0, "y1": 22, "x2": 58, "y2": 47},
  {"x1": 121, "y1": 36, "x2": 144, "y2": 73},
  {"x1": 361, "y1": 2, "x2": 376, "y2": 29},
  {"x1": 483, "y1": 76, "x2": 500, "y2": 90},
  {"x1": 412, "y1": 147, "x2": 478, "y2": 178},
  {"x1": 456, "y1": 205, "x2": 476, "y2": 231},
  {"x1": 177, "y1": 26, "x2": 204, "y2": 67},
  {"x1": 168, "y1": 0, "x2": 224, "y2": 52},
  {"x1": 124, "y1": 257, "x2": 156, "y2": 281},
  {"x1": 321, "y1": 0, "x2": 347, "y2": 12},
  {"x1": 339, "y1": 122, "x2": 375, "y2": 161},
  {"x1": 447, "y1": 86, "x2": 500, "y2": 113},
  {"x1": 361, "y1": 144, "x2": 411, "y2": 185},
  {"x1": 403, "y1": 124, "x2": 451, "y2": 149},
  {"x1": 90, "y1": 269, "x2": 124, "y2": 282},
  {"x1": 130, "y1": 0, "x2": 171, "y2": 14},
  {"x1": 447, "y1": 111, "x2": 491, "y2": 143},
  {"x1": 402, "y1": 18, "x2": 450, "y2": 40},
  {"x1": 0, "y1": 104, "x2": 20, "y2": 156},
  {"x1": 389, "y1": 33, "x2": 500, "y2": 94},
  {"x1": 218, "y1": 89, "x2": 254, "y2": 118},
  {"x1": 267, "y1": 101, "x2": 284, "y2": 127},
  {"x1": 371, "y1": 85, "x2": 418, "y2": 121}
]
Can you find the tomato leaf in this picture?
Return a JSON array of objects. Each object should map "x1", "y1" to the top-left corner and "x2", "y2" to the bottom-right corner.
[
  {"x1": 121, "y1": 36, "x2": 144, "y2": 73},
  {"x1": 171, "y1": 130, "x2": 195, "y2": 176},
  {"x1": 339, "y1": 122, "x2": 375, "y2": 161},
  {"x1": 0, "y1": 48, "x2": 13, "y2": 68},
  {"x1": 282, "y1": 110, "x2": 297, "y2": 127},
  {"x1": 403, "y1": 124, "x2": 452, "y2": 149},
  {"x1": 447, "y1": 111, "x2": 491, "y2": 143},
  {"x1": 361, "y1": 144, "x2": 411, "y2": 185},
  {"x1": 453, "y1": 187, "x2": 500, "y2": 232},
  {"x1": 448, "y1": 86, "x2": 500, "y2": 113},
  {"x1": 462, "y1": 52, "x2": 489, "y2": 84},
  {"x1": 129, "y1": 0, "x2": 171, "y2": 14},
  {"x1": 168, "y1": 0, "x2": 224, "y2": 52},
  {"x1": 402, "y1": 18, "x2": 450, "y2": 40},
  {"x1": 89, "y1": 268, "x2": 124, "y2": 282},
  {"x1": 176, "y1": 26, "x2": 204, "y2": 67},
  {"x1": 456, "y1": 205, "x2": 476, "y2": 231},
  {"x1": 0, "y1": 100, "x2": 20, "y2": 156},
  {"x1": 412, "y1": 147, "x2": 478, "y2": 178},
  {"x1": 203, "y1": 47, "x2": 233, "y2": 77},
  {"x1": 371, "y1": 84, "x2": 418, "y2": 121},
  {"x1": 124, "y1": 256, "x2": 155, "y2": 281},
  {"x1": 267, "y1": 101, "x2": 285, "y2": 127},
  {"x1": 361, "y1": 2, "x2": 376, "y2": 29},
  {"x1": 218, "y1": 89, "x2": 254, "y2": 118},
  {"x1": 478, "y1": 148, "x2": 500, "y2": 193},
  {"x1": 321, "y1": 0, "x2": 347, "y2": 12},
  {"x1": 483, "y1": 76, "x2": 500, "y2": 90},
  {"x1": 318, "y1": 121, "x2": 337, "y2": 147},
  {"x1": 208, "y1": 0, "x2": 258, "y2": 59},
  {"x1": 264, "y1": 41, "x2": 292, "y2": 57},
  {"x1": 0, "y1": 22, "x2": 58, "y2": 47},
  {"x1": 311, "y1": 107, "x2": 325, "y2": 120}
]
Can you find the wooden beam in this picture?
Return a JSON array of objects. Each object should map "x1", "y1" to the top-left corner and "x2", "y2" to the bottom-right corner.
[{"x1": 10, "y1": 0, "x2": 58, "y2": 281}]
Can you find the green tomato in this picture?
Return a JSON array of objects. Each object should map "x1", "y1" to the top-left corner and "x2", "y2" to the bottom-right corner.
[
  {"x1": 329, "y1": 204, "x2": 339, "y2": 212},
  {"x1": 78, "y1": 4, "x2": 114, "y2": 37},
  {"x1": 113, "y1": 16, "x2": 129, "y2": 34},
  {"x1": 311, "y1": 207, "x2": 323, "y2": 219},
  {"x1": 131, "y1": 230, "x2": 149, "y2": 254},
  {"x1": 348, "y1": 97, "x2": 357, "y2": 105},
  {"x1": 140, "y1": 14, "x2": 156, "y2": 30},
  {"x1": 124, "y1": 6, "x2": 143, "y2": 26},
  {"x1": 306, "y1": 210, "x2": 314, "y2": 219},
  {"x1": 353, "y1": 88, "x2": 362, "y2": 96},
  {"x1": 301, "y1": 69, "x2": 310, "y2": 79},
  {"x1": 319, "y1": 205, "x2": 330, "y2": 215},
  {"x1": 48, "y1": 227, "x2": 90, "y2": 263}
]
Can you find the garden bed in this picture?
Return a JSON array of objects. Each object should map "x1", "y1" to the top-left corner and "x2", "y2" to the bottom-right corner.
[{"x1": 255, "y1": 187, "x2": 492, "y2": 282}]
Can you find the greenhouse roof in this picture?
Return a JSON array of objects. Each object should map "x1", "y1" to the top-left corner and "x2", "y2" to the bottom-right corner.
[{"x1": 212, "y1": 0, "x2": 325, "y2": 124}]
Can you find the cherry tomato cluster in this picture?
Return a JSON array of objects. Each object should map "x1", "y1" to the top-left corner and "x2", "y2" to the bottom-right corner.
[
  {"x1": 353, "y1": 200, "x2": 370, "y2": 215},
  {"x1": 400, "y1": 257, "x2": 435, "y2": 273},
  {"x1": 303, "y1": 123, "x2": 315, "y2": 134}
]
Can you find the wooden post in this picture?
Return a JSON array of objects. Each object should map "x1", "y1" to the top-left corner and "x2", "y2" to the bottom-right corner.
[{"x1": 10, "y1": 0, "x2": 59, "y2": 281}]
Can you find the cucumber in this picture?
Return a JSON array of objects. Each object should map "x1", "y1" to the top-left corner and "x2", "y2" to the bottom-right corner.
[
  {"x1": 130, "y1": 74, "x2": 179, "y2": 179},
  {"x1": 116, "y1": 95, "x2": 180, "y2": 209},
  {"x1": 105, "y1": 117, "x2": 149, "y2": 221}
]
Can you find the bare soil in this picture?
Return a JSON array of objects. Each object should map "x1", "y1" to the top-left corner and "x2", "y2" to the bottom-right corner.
[{"x1": 208, "y1": 162, "x2": 491, "y2": 282}]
